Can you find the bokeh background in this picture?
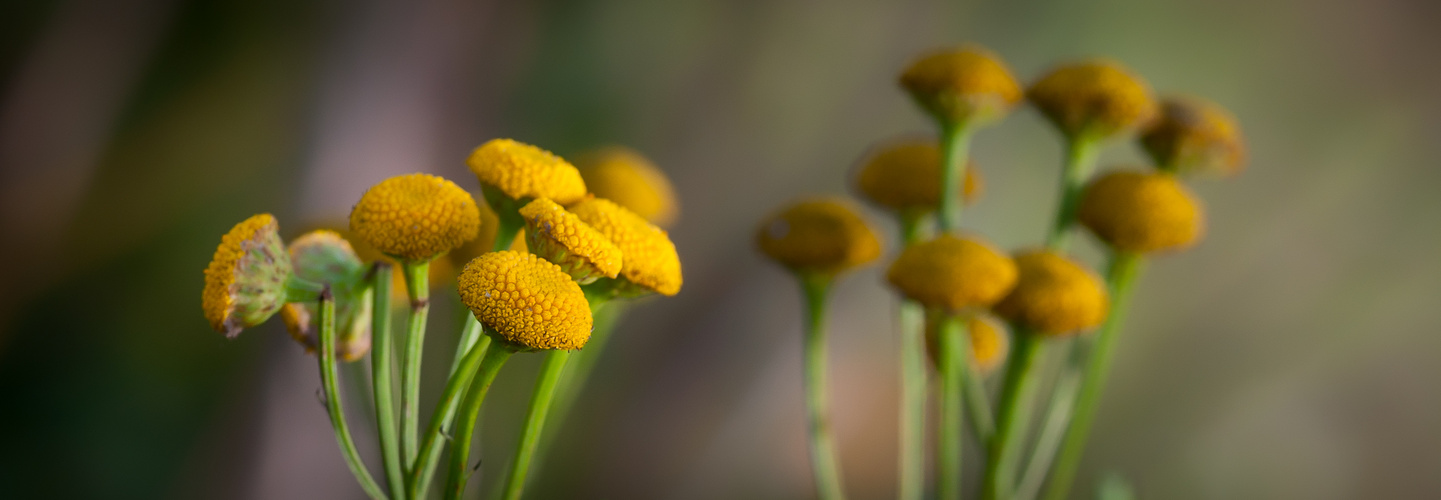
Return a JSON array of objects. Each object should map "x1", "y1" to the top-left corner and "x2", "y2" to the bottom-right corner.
[{"x1": 2, "y1": 0, "x2": 1440, "y2": 498}]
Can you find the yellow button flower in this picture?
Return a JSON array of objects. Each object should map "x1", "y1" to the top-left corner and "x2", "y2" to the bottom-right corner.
[
  {"x1": 202, "y1": 214, "x2": 291, "y2": 337},
  {"x1": 1078, "y1": 170, "x2": 1205, "y2": 254},
  {"x1": 576, "y1": 146, "x2": 679, "y2": 227},
  {"x1": 900, "y1": 45, "x2": 1023, "y2": 126},
  {"x1": 886, "y1": 234, "x2": 1017, "y2": 311},
  {"x1": 467, "y1": 138, "x2": 588, "y2": 205},
  {"x1": 349, "y1": 173, "x2": 481, "y2": 262},
  {"x1": 281, "y1": 230, "x2": 373, "y2": 362},
  {"x1": 569, "y1": 197, "x2": 683, "y2": 296},
  {"x1": 457, "y1": 251, "x2": 592, "y2": 351},
  {"x1": 1028, "y1": 59, "x2": 1157, "y2": 141},
  {"x1": 756, "y1": 197, "x2": 882, "y2": 277},
  {"x1": 994, "y1": 250, "x2": 1109, "y2": 336},
  {"x1": 519, "y1": 198, "x2": 624, "y2": 284},
  {"x1": 1140, "y1": 96, "x2": 1247, "y2": 176},
  {"x1": 853, "y1": 137, "x2": 982, "y2": 215},
  {"x1": 925, "y1": 313, "x2": 1010, "y2": 375}
]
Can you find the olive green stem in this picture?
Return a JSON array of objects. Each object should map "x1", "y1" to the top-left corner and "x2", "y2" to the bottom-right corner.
[
  {"x1": 530, "y1": 299, "x2": 624, "y2": 481},
  {"x1": 444, "y1": 345, "x2": 514, "y2": 500},
  {"x1": 983, "y1": 331, "x2": 1047, "y2": 500},
  {"x1": 896, "y1": 211, "x2": 929, "y2": 500},
  {"x1": 1040, "y1": 252, "x2": 1144, "y2": 500},
  {"x1": 500, "y1": 350, "x2": 571, "y2": 500},
  {"x1": 451, "y1": 315, "x2": 485, "y2": 376},
  {"x1": 400, "y1": 261, "x2": 431, "y2": 467},
  {"x1": 317, "y1": 288, "x2": 388, "y2": 500},
  {"x1": 936, "y1": 314, "x2": 971, "y2": 500},
  {"x1": 408, "y1": 330, "x2": 494, "y2": 500},
  {"x1": 801, "y1": 273, "x2": 848, "y2": 500},
  {"x1": 1015, "y1": 364, "x2": 1081, "y2": 500},
  {"x1": 370, "y1": 263, "x2": 406, "y2": 499},
  {"x1": 1045, "y1": 137, "x2": 1102, "y2": 251},
  {"x1": 937, "y1": 120, "x2": 974, "y2": 233}
]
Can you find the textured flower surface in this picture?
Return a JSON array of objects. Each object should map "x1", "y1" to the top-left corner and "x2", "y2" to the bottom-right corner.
[
  {"x1": 570, "y1": 197, "x2": 682, "y2": 296},
  {"x1": 457, "y1": 251, "x2": 592, "y2": 351},
  {"x1": 1078, "y1": 171, "x2": 1205, "y2": 254},
  {"x1": 349, "y1": 173, "x2": 481, "y2": 261},
  {"x1": 467, "y1": 138, "x2": 587, "y2": 205},
  {"x1": 1028, "y1": 59, "x2": 1157, "y2": 140},
  {"x1": 202, "y1": 213, "x2": 291, "y2": 337},
  {"x1": 756, "y1": 197, "x2": 881, "y2": 277},
  {"x1": 520, "y1": 198, "x2": 623, "y2": 284},
  {"x1": 925, "y1": 313, "x2": 1010, "y2": 375},
  {"x1": 887, "y1": 234, "x2": 1016, "y2": 311},
  {"x1": 854, "y1": 138, "x2": 981, "y2": 214},
  {"x1": 1140, "y1": 96, "x2": 1247, "y2": 176},
  {"x1": 576, "y1": 146, "x2": 679, "y2": 227},
  {"x1": 995, "y1": 250, "x2": 1109, "y2": 336},
  {"x1": 900, "y1": 45, "x2": 1022, "y2": 125}
]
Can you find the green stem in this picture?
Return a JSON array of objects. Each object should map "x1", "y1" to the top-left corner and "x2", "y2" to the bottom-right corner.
[
  {"x1": 801, "y1": 274, "x2": 847, "y2": 500},
  {"x1": 531, "y1": 299, "x2": 624, "y2": 480},
  {"x1": 937, "y1": 121, "x2": 974, "y2": 233},
  {"x1": 317, "y1": 288, "x2": 388, "y2": 500},
  {"x1": 400, "y1": 260, "x2": 431, "y2": 467},
  {"x1": 451, "y1": 315, "x2": 485, "y2": 376},
  {"x1": 444, "y1": 345, "x2": 515, "y2": 500},
  {"x1": 370, "y1": 263, "x2": 405, "y2": 499},
  {"x1": 896, "y1": 212, "x2": 929, "y2": 500},
  {"x1": 964, "y1": 353, "x2": 997, "y2": 444},
  {"x1": 408, "y1": 330, "x2": 494, "y2": 500},
  {"x1": 1015, "y1": 363, "x2": 1081, "y2": 500},
  {"x1": 1040, "y1": 252, "x2": 1144, "y2": 500},
  {"x1": 500, "y1": 350, "x2": 571, "y2": 500},
  {"x1": 983, "y1": 331, "x2": 1047, "y2": 500},
  {"x1": 485, "y1": 185, "x2": 526, "y2": 253},
  {"x1": 937, "y1": 314, "x2": 970, "y2": 500},
  {"x1": 1045, "y1": 137, "x2": 1102, "y2": 251}
]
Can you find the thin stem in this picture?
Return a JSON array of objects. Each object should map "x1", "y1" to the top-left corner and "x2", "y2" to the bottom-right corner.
[
  {"x1": 400, "y1": 260, "x2": 431, "y2": 467},
  {"x1": 896, "y1": 212, "x2": 929, "y2": 500},
  {"x1": 444, "y1": 346, "x2": 515, "y2": 500},
  {"x1": 371, "y1": 263, "x2": 406, "y2": 498},
  {"x1": 317, "y1": 288, "x2": 388, "y2": 500},
  {"x1": 450, "y1": 315, "x2": 485, "y2": 376},
  {"x1": 936, "y1": 314, "x2": 970, "y2": 500},
  {"x1": 937, "y1": 121, "x2": 974, "y2": 233},
  {"x1": 1015, "y1": 364, "x2": 1081, "y2": 500},
  {"x1": 1045, "y1": 137, "x2": 1102, "y2": 251},
  {"x1": 486, "y1": 188, "x2": 526, "y2": 253},
  {"x1": 1040, "y1": 252, "x2": 1144, "y2": 500},
  {"x1": 982, "y1": 331, "x2": 1047, "y2": 500},
  {"x1": 500, "y1": 350, "x2": 571, "y2": 500},
  {"x1": 532, "y1": 299, "x2": 624, "y2": 479},
  {"x1": 964, "y1": 355, "x2": 997, "y2": 444},
  {"x1": 801, "y1": 274, "x2": 847, "y2": 500},
  {"x1": 408, "y1": 331, "x2": 494, "y2": 500}
]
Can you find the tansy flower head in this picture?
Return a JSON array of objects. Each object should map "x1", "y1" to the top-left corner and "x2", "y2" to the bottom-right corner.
[
  {"x1": 202, "y1": 214, "x2": 291, "y2": 337},
  {"x1": 467, "y1": 138, "x2": 588, "y2": 207},
  {"x1": 520, "y1": 198, "x2": 623, "y2": 284},
  {"x1": 756, "y1": 197, "x2": 882, "y2": 278},
  {"x1": 569, "y1": 197, "x2": 682, "y2": 297},
  {"x1": 1028, "y1": 59, "x2": 1157, "y2": 141},
  {"x1": 995, "y1": 250, "x2": 1109, "y2": 336},
  {"x1": 281, "y1": 230, "x2": 373, "y2": 362},
  {"x1": 1140, "y1": 96, "x2": 1247, "y2": 176},
  {"x1": 925, "y1": 313, "x2": 1010, "y2": 375},
  {"x1": 349, "y1": 173, "x2": 481, "y2": 262},
  {"x1": 1078, "y1": 170, "x2": 1205, "y2": 254},
  {"x1": 899, "y1": 45, "x2": 1023, "y2": 127},
  {"x1": 456, "y1": 251, "x2": 592, "y2": 351},
  {"x1": 886, "y1": 234, "x2": 1017, "y2": 311},
  {"x1": 576, "y1": 146, "x2": 679, "y2": 227},
  {"x1": 853, "y1": 137, "x2": 982, "y2": 215}
]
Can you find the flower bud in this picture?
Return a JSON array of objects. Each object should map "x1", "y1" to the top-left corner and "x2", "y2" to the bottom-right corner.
[
  {"x1": 457, "y1": 251, "x2": 592, "y2": 351},
  {"x1": 569, "y1": 197, "x2": 682, "y2": 297},
  {"x1": 994, "y1": 250, "x2": 1109, "y2": 336},
  {"x1": 886, "y1": 234, "x2": 1017, "y2": 312},
  {"x1": 1139, "y1": 96, "x2": 1246, "y2": 176},
  {"x1": 281, "y1": 230, "x2": 374, "y2": 361},
  {"x1": 519, "y1": 198, "x2": 623, "y2": 284},
  {"x1": 1078, "y1": 170, "x2": 1204, "y2": 254},
  {"x1": 1028, "y1": 60, "x2": 1157, "y2": 141},
  {"x1": 575, "y1": 146, "x2": 679, "y2": 227},
  {"x1": 756, "y1": 197, "x2": 882, "y2": 278},
  {"x1": 202, "y1": 214, "x2": 292, "y2": 337},
  {"x1": 900, "y1": 45, "x2": 1023, "y2": 127},
  {"x1": 853, "y1": 137, "x2": 982, "y2": 215},
  {"x1": 349, "y1": 173, "x2": 481, "y2": 262}
]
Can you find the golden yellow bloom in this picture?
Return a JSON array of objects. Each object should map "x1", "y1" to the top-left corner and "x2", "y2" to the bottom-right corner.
[
  {"x1": 900, "y1": 45, "x2": 1023, "y2": 126},
  {"x1": 519, "y1": 198, "x2": 623, "y2": 284},
  {"x1": 853, "y1": 138, "x2": 982, "y2": 214},
  {"x1": 202, "y1": 214, "x2": 291, "y2": 337},
  {"x1": 282, "y1": 230, "x2": 373, "y2": 362},
  {"x1": 994, "y1": 250, "x2": 1109, "y2": 336},
  {"x1": 456, "y1": 251, "x2": 592, "y2": 351},
  {"x1": 1140, "y1": 96, "x2": 1247, "y2": 176},
  {"x1": 756, "y1": 197, "x2": 882, "y2": 277},
  {"x1": 569, "y1": 197, "x2": 682, "y2": 296},
  {"x1": 576, "y1": 146, "x2": 679, "y2": 227},
  {"x1": 1028, "y1": 59, "x2": 1157, "y2": 141},
  {"x1": 886, "y1": 234, "x2": 1017, "y2": 311},
  {"x1": 925, "y1": 313, "x2": 1010, "y2": 375},
  {"x1": 467, "y1": 138, "x2": 588, "y2": 205},
  {"x1": 1078, "y1": 170, "x2": 1205, "y2": 254},
  {"x1": 349, "y1": 173, "x2": 481, "y2": 262}
]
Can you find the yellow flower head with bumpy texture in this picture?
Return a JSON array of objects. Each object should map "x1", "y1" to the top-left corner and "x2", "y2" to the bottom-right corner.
[
  {"x1": 925, "y1": 313, "x2": 1010, "y2": 375},
  {"x1": 569, "y1": 197, "x2": 682, "y2": 296},
  {"x1": 467, "y1": 138, "x2": 588, "y2": 205},
  {"x1": 995, "y1": 250, "x2": 1109, "y2": 336},
  {"x1": 1140, "y1": 96, "x2": 1247, "y2": 176},
  {"x1": 900, "y1": 45, "x2": 1023, "y2": 126},
  {"x1": 886, "y1": 234, "x2": 1017, "y2": 311},
  {"x1": 519, "y1": 198, "x2": 623, "y2": 284},
  {"x1": 349, "y1": 173, "x2": 481, "y2": 262},
  {"x1": 1028, "y1": 59, "x2": 1157, "y2": 141},
  {"x1": 756, "y1": 197, "x2": 882, "y2": 277},
  {"x1": 1078, "y1": 170, "x2": 1205, "y2": 254},
  {"x1": 457, "y1": 251, "x2": 592, "y2": 351},
  {"x1": 576, "y1": 146, "x2": 680, "y2": 227},
  {"x1": 853, "y1": 138, "x2": 982, "y2": 214},
  {"x1": 202, "y1": 214, "x2": 291, "y2": 337}
]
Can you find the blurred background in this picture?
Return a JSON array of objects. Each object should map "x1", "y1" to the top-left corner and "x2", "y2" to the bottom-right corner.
[{"x1": 2, "y1": 0, "x2": 1440, "y2": 498}]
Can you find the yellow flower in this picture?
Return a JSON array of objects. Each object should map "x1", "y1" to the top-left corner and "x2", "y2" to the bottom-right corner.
[
  {"x1": 576, "y1": 146, "x2": 680, "y2": 227},
  {"x1": 202, "y1": 214, "x2": 291, "y2": 337},
  {"x1": 456, "y1": 251, "x2": 592, "y2": 351},
  {"x1": 1078, "y1": 170, "x2": 1205, "y2": 254},
  {"x1": 756, "y1": 197, "x2": 882, "y2": 277},
  {"x1": 467, "y1": 138, "x2": 588, "y2": 205},
  {"x1": 994, "y1": 250, "x2": 1109, "y2": 336},
  {"x1": 853, "y1": 137, "x2": 982, "y2": 215},
  {"x1": 569, "y1": 197, "x2": 683, "y2": 296},
  {"x1": 925, "y1": 313, "x2": 1010, "y2": 375},
  {"x1": 1027, "y1": 59, "x2": 1157, "y2": 141},
  {"x1": 886, "y1": 234, "x2": 1017, "y2": 311},
  {"x1": 281, "y1": 230, "x2": 373, "y2": 362},
  {"x1": 349, "y1": 173, "x2": 481, "y2": 262},
  {"x1": 1140, "y1": 96, "x2": 1247, "y2": 176},
  {"x1": 899, "y1": 45, "x2": 1023, "y2": 126},
  {"x1": 519, "y1": 198, "x2": 624, "y2": 284}
]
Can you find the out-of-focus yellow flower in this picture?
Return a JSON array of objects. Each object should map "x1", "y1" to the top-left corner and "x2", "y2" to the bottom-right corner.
[
  {"x1": 349, "y1": 173, "x2": 481, "y2": 261},
  {"x1": 853, "y1": 138, "x2": 982, "y2": 215},
  {"x1": 456, "y1": 251, "x2": 592, "y2": 351},
  {"x1": 1028, "y1": 60, "x2": 1157, "y2": 141},
  {"x1": 900, "y1": 45, "x2": 1023, "y2": 126},
  {"x1": 886, "y1": 234, "x2": 1017, "y2": 311},
  {"x1": 756, "y1": 197, "x2": 882, "y2": 278},
  {"x1": 519, "y1": 198, "x2": 623, "y2": 284},
  {"x1": 994, "y1": 250, "x2": 1109, "y2": 336},
  {"x1": 202, "y1": 214, "x2": 291, "y2": 337},
  {"x1": 468, "y1": 138, "x2": 588, "y2": 206},
  {"x1": 1078, "y1": 170, "x2": 1204, "y2": 254},
  {"x1": 570, "y1": 197, "x2": 682, "y2": 296},
  {"x1": 1140, "y1": 96, "x2": 1246, "y2": 176},
  {"x1": 925, "y1": 312, "x2": 1010, "y2": 375},
  {"x1": 575, "y1": 146, "x2": 679, "y2": 227},
  {"x1": 281, "y1": 230, "x2": 373, "y2": 362}
]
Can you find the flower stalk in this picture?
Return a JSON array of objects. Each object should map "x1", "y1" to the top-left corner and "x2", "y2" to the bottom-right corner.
[
  {"x1": 1045, "y1": 137, "x2": 1102, "y2": 251},
  {"x1": 316, "y1": 287, "x2": 387, "y2": 500},
  {"x1": 400, "y1": 260, "x2": 431, "y2": 466},
  {"x1": 936, "y1": 313, "x2": 971, "y2": 500},
  {"x1": 444, "y1": 345, "x2": 515, "y2": 500},
  {"x1": 982, "y1": 330, "x2": 1046, "y2": 500},
  {"x1": 369, "y1": 263, "x2": 405, "y2": 499},
  {"x1": 802, "y1": 273, "x2": 848, "y2": 500}
]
